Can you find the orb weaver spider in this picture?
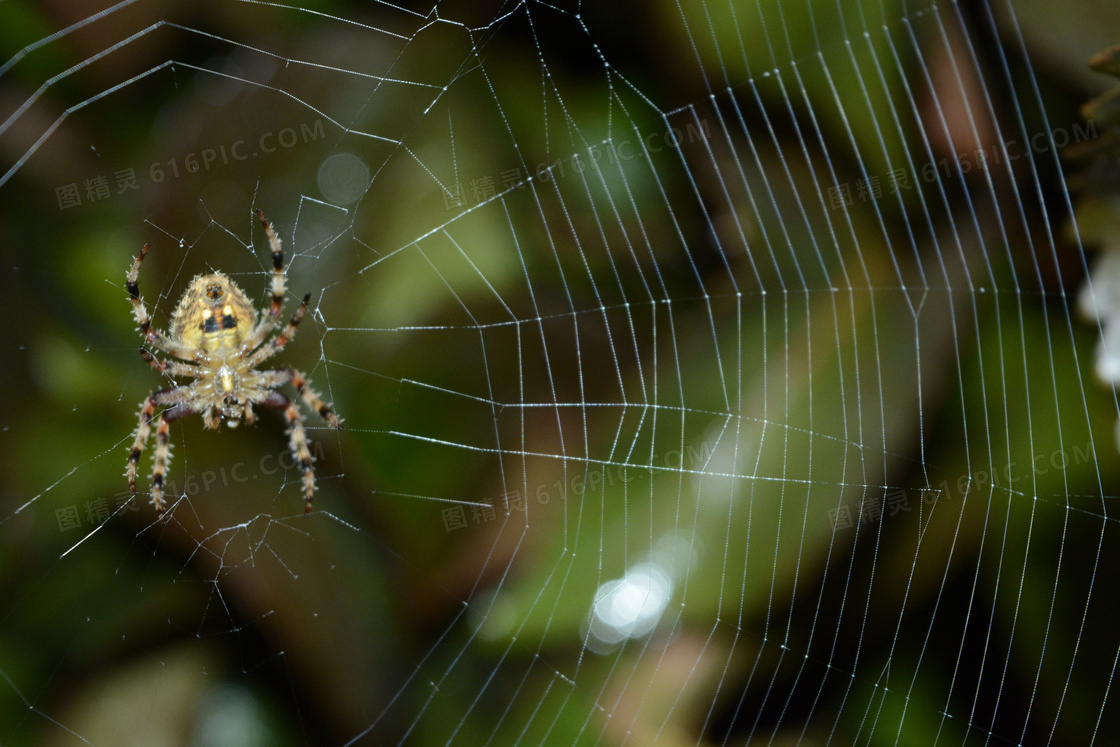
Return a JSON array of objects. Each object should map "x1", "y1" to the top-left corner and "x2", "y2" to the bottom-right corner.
[{"x1": 125, "y1": 210, "x2": 342, "y2": 519}]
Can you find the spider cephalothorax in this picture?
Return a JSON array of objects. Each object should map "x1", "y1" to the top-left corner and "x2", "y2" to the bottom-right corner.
[{"x1": 125, "y1": 210, "x2": 342, "y2": 519}]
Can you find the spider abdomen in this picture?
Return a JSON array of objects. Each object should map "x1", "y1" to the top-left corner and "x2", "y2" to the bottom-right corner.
[{"x1": 170, "y1": 272, "x2": 257, "y2": 351}]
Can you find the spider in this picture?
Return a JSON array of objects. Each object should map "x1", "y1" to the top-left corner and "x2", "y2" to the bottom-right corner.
[{"x1": 125, "y1": 209, "x2": 342, "y2": 519}]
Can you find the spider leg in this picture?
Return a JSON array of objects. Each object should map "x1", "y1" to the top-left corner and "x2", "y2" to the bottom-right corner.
[
  {"x1": 139, "y1": 347, "x2": 206, "y2": 379},
  {"x1": 151, "y1": 403, "x2": 194, "y2": 520},
  {"x1": 241, "y1": 209, "x2": 289, "y2": 352},
  {"x1": 245, "y1": 292, "x2": 310, "y2": 370},
  {"x1": 260, "y1": 391, "x2": 318, "y2": 514},
  {"x1": 127, "y1": 243, "x2": 206, "y2": 363},
  {"x1": 261, "y1": 368, "x2": 342, "y2": 428},
  {"x1": 259, "y1": 209, "x2": 287, "y2": 322},
  {"x1": 127, "y1": 389, "x2": 191, "y2": 520}
]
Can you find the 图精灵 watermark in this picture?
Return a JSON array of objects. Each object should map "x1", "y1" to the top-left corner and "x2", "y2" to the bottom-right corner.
[
  {"x1": 54, "y1": 439, "x2": 329, "y2": 531},
  {"x1": 54, "y1": 119, "x2": 327, "y2": 211},
  {"x1": 440, "y1": 439, "x2": 714, "y2": 532},
  {"x1": 827, "y1": 120, "x2": 1098, "y2": 211},
  {"x1": 827, "y1": 440, "x2": 1097, "y2": 532},
  {"x1": 441, "y1": 120, "x2": 712, "y2": 211}
]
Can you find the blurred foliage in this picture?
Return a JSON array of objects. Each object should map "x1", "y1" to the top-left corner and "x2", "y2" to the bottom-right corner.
[{"x1": 2, "y1": 1, "x2": 1120, "y2": 746}]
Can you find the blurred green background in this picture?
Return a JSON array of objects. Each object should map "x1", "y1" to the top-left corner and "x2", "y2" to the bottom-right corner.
[{"x1": 2, "y1": 0, "x2": 1120, "y2": 744}]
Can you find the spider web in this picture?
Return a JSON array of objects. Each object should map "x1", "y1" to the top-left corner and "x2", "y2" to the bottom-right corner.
[{"x1": 1, "y1": 0, "x2": 1118, "y2": 744}]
